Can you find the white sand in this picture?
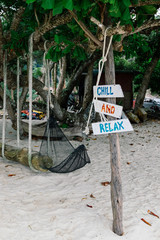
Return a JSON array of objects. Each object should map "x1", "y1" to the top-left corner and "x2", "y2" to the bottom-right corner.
[{"x1": 0, "y1": 119, "x2": 160, "y2": 240}]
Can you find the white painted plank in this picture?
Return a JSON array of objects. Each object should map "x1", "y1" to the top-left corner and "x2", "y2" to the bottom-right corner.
[
  {"x1": 93, "y1": 84, "x2": 124, "y2": 98},
  {"x1": 93, "y1": 99, "x2": 123, "y2": 119},
  {"x1": 92, "y1": 119, "x2": 133, "y2": 135}
]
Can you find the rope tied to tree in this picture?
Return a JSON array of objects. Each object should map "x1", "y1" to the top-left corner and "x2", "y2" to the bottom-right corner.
[
  {"x1": 83, "y1": 27, "x2": 113, "y2": 135},
  {"x1": 28, "y1": 32, "x2": 39, "y2": 172},
  {"x1": 2, "y1": 50, "x2": 7, "y2": 159},
  {"x1": 17, "y1": 56, "x2": 20, "y2": 148}
]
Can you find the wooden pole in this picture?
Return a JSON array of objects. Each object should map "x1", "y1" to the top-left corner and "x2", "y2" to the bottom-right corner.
[{"x1": 105, "y1": 42, "x2": 123, "y2": 235}]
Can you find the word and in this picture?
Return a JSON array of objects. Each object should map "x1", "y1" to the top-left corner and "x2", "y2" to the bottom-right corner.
[
  {"x1": 93, "y1": 84, "x2": 124, "y2": 98},
  {"x1": 93, "y1": 99, "x2": 122, "y2": 119},
  {"x1": 101, "y1": 104, "x2": 115, "y2": 113},
  {"x1": 92, "y1": 119, "x2": 133, "y2": 135}
]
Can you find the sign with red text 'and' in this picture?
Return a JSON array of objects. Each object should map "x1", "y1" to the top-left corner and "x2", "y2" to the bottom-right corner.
[
  {"x1": 93, "y1": 99, "x2": 123, "y2": 119},
  {"x1": 93, "y1": 84, "x2": 124, "y2": 98},
  {"x1": 92, "y1": 119, "x2": 133, "y2": 135}
]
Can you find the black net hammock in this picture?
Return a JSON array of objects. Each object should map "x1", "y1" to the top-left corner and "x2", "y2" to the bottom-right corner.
[{"x1": 39, "y1": 115, "x2": 91, "y2": 173}]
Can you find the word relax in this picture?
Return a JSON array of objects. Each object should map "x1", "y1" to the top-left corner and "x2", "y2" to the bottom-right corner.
[
  {"x1": 92, "y1": 119, "x2": 133, "y2": 135},
  {"x1": 100, "y1": 121, "x2": 124, "y2": 133}
]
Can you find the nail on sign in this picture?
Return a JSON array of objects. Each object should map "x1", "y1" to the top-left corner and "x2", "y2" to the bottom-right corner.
[
  {"x1": 93, "y1": 99, "x2": 123, "y2": 119},
  {"x1": 93, "y1": 84, "x2": 124, "y2": 98},
  {"x1": 92, "y1": 119, "x2": 133, "y2": 135}
]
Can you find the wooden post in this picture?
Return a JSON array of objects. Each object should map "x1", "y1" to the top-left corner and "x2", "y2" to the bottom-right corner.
[{"x1": 105, "y1": 42, "x2": 123, "y2": 235}]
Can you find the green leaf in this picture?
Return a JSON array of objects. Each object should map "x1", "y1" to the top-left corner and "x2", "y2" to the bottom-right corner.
[
  {"x1": 109, "y1": 0, "x2": 121, "y2": 18},
  {"x1": 122, "y1": 0, "x2": 131, "y2": 7},
  {"x1": 63, "y1": 0, "x2": 73, "y2": 10},
  {"x1": 54, "y1": 35, "x2": 65, "y2": 44},
  {"x1": 73, "y1": 0, "x2": 91, "y2": 11},
  {"x1": 41, "y1": 0, "x2": 54, "y2": 9},
  {"x1": 141, "y1": 5, "x2": 157, "y2": 15},
  {"x1": 26, "y1": 0, "x2": 36, "y2": 3},
  {"x1": 55, "y1": 45, "x2": 61, "y2": 52},
  {"x1": 81, "y1": 0, "x2": 91, "y2": 10},
  {"x1": 108, "y1": 0, "x2": 115, "y2": 4},
  {"x1": 62, "y1": 45, "x2": 73, "y2": 54},
  {"x1": 53, "y1": 0, "x2": 63, "y2": 16},
  {"x1": 46, "y1": 46, "x2": 63, "y2": 62},
  {"x1": 121, "y1": 7, "x2": 131, "y2": 21},
  {"x1": 141, "y1": 45, "x2": 149, "y2": 53},
  {"x1": 113, "y1": 35, "x2": 121, "y2": 42},
  {"x1": 72, "y1": 46, "x2": 86, "y2": 60}
]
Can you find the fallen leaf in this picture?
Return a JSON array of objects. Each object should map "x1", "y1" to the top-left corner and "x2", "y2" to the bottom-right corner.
[
  {"x1": 5, "y1": 165, "x2": 12, "y2": 168},
  {"x1": 82, "y1": 197, "x2": 87, "y2": 200},
  {"x1": 141, "y1": 218, "x2": 151, "y2": 226},
  {"x1": 28, "y1": 225, "x2": 32, "y2": 230},
  {"x1": 73, "y1": 136, "x2": 83, "y2": 142},
  {"x1": 34, "y1": 146, "x2": 39, "y2": 147},
  {"x1": 86, "y1": 204, "x2": 93, "y2": 208},
  {"x1": 90, "y1": 194, "x2": 95, "y2": 198},
  {"x1": 8, "y1": 174, "x2": 16, "y2": 177},
  {"x1": 127, "y1": 162, "x2": 131, "y2": 165},
  {"x1": 101, "y1": 181, "x2": 110, "y2": 186},
  {"x1": 147, "y1": 210, "x2": 159, "y2": 218},
  {"x1": 91, "y1": 138, "x2": 97, "y2": 140}
]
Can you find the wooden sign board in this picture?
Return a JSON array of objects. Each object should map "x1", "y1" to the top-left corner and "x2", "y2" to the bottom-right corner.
[
  {"x1": 93, "y1": 84, "x2": 124, "y2": 98},
  {"x1": 93, "y1": 99, "x2": 123, "y2": 119},
  {"x1": 92, "y1": 119, "x2": 133, "y2": 135}
]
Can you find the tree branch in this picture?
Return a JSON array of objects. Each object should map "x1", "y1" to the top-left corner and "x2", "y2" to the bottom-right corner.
[
  {"x1": 33, "y1": 12, "x2": 73, "y2": 43},
  {"x1": 130, "y1": 0, "x2": 160, "y2": 7},
  {"x1": 91, "y1": 17, "x2": 160, "y2": 37},
  {"x1": 68, "y1": 10, "x2": 103, "y2": 48},
  {"x1": 10, "y1": 7, "x2": 25, "y2": 31},
  {"x1": 59, "y1": 51, "x2": 101, "y2": 108},
  {"x1": 129, "y1": 18, "x2": 160, "y2": 35}
]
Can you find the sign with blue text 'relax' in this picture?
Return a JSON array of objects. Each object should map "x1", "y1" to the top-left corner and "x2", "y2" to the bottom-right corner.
[
  {"x1": 93, "y1": 84, "x2": 124, "y2": 98},
  {"x1": 92, "y1": 119, "x2": 133, "y2": 135},
  {"x1": 93, "y1": 99, "x2": 123, "y2": 119}
]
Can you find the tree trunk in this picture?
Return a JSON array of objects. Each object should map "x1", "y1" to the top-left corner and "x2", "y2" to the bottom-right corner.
[
  {"x1": 18, "y1": 86, "x2": 28, "y2": 137},
  {"x1": 0, "y1": 87, "x2": 17, "y2": 128},
  {"x1": 56, "y1": 56, "x2": 67, "y2": 102},
  {"x1": 82, "y1": 62, "x2": 94, "y2": 110},
  {"x1": 32, "y1": 77, "x2": 65, "y2": 121},
  {"x1": 0, "y1": 143, "x2": 53, "y2": 172},
  {"x1": 105, "y1": 42, "x2": 123, "y2": 236},
  {"x1": 59, "y1": 52, "x2": 101, "y2": 108},
  {"x1": 134, "y1": 51, "x2": 160, "y2": 114}
]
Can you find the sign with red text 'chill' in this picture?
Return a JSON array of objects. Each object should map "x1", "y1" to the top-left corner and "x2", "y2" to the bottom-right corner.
[
  {"x1": 93, "y1": 84, "x2": 124, "y2": 98},
  {"x1": 93, "y1": 99, "x2": 123, "y2": 119},
  {"x1": 92, "y1": 119, "x2": 133, "y2": 135}
]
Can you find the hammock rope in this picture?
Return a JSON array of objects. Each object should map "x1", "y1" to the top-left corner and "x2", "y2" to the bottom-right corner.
[
  {"x1": 2, "y1": 50, "x2": 7, "y2": 159},
  {"x1": 17, "y1": 57, "x2": 20, "y2": 148},
  {"x1": 44, "y1": 41, "x2": 51, "y2": 119},
  {"x1": 28, "y1": 32, "x2": 39, "y2": 172}
]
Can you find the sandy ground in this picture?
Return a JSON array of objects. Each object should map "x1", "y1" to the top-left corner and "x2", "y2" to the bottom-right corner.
[{"x1": 0, "y1": 118, "x2": 160, "y2": 240}]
